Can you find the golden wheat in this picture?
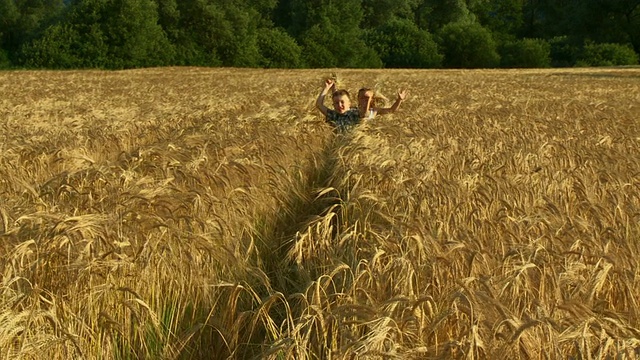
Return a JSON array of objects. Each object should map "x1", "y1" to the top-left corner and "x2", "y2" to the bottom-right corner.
[{"x1": 1, "y1": 67, "x2": 639, "y2": 359}]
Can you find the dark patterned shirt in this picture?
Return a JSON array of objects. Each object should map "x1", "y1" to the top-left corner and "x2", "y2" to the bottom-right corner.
[
  {"x1": 326, "y1": 108, "x2": 361, "y2": 131},
  {"x1": 327, "y1": 108, "x2": 361, "y2": 131}
]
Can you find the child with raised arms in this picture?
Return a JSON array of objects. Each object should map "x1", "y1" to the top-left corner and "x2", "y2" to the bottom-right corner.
[{"x1": 316, "y1": 78, "x2": 408, "y2": 131}]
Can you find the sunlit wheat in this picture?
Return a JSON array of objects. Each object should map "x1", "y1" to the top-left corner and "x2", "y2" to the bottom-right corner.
[{"x1": 1, "y1": 67, "x2": 639, "y2": 359}]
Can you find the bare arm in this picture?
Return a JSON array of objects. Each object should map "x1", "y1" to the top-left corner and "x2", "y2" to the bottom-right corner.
[
  {"x1": 316, "y1": 79, "x2": 335, "y2": 116},
  {"x1": 377, "y1": 89, "x2": 408, "y2": 115},
  {"x1": 358, "y1": 89, "x2": 374, "y2": 118}
]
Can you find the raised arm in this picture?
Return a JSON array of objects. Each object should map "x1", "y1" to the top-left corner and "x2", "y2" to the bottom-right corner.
[
  {"x1": 358, "y1": 89, "x2": 374, "y2": 119},
  {"x1": 316, "y1": 79, "x2": 336, "y2": 116},
  {"x1": 377, "y1": 89, "x2": 408, "y2": 115}
]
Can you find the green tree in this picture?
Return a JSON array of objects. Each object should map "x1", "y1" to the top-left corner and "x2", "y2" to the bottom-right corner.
[
  {"x1": 361, "y1": 0, "x2": 420, "y2": 28},
  {"x1": 13, "y1": 0, "x2": 65, "y2": 36},
  {"x1": 0, "y1": 0, "x2": 20, "y2": 66},
  {"x1": 256, "y1": 27, "x2": 302, "y2": 68},
  {"x1": 107, "y1": 0, "x2": 175, "y2": 68},
  {"x1": 500, "y1": 38, "x2": 551, "y2": 68},
  {"x1": 272, "y1": 0, "x2": 311, "y2": 38},
  {"x1": 166, "y1": 0, "x2": 223, "y2": 66},
  {"x1": 154, "y1": 0, "x2": 180, "y2": 42},
  {"x1": 279, "y1": 0, "x2": 381, "y2": 68},
  {"x1": 520, "y1": 0, "x2": 640, "y2": 63},
  {"x1": 20, "y1": 23, "x2": 84, "y2": 67},
  {"x1": 0, "y1": 0, "x2": 64, "y2": 65},
  {"x1": 0, "y1": 48, "x2": 9, "y2": 67},
  {"x1": 521, "y1": 0, "x2": 552, "y2": 38},
  {"x1": 573, "y1": 0, "x2": 640, "y2": 55},
  {"x1": 214, "y1": 3, "x2": 261, "y2": 67},
  {"x1": 366, "y1": 17, "x2": 442, "y2": 68},
  {"x1": 300, "y1": 19, "x2": 382, "y2": 68},
  {"x1": 438, "y1": 19, "x2": 500, "y2": 68},
  {"x1": 469, "y1": 0, "x2": 523, "y2": 39},
  {"x1": 610, "y1": 1, "x2": 640, "y2": 54},
  {"x1": 21, "y1": 0, "x2": 174, "y2": 68},
  {"x1": 415, "y1": 0, "x2": 472, "y2": 33},
  {"x1": 168, "y1": 0, "x2": 283, "y2": 67},
  {"x1": 577, "y1": 42, "x2": 639, "y2": 66}
]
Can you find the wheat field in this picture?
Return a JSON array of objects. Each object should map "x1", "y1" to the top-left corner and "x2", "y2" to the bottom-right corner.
[{"x1": 1, "y1": 67, "x2": 639, "y2": 359}]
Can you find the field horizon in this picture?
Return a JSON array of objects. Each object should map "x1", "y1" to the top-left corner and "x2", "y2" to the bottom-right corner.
[{"x1": 1, "y1": 67, "x2": 639, "y2": 359}]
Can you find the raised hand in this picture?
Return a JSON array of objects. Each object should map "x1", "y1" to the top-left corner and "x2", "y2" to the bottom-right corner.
[{"x1": 325, "y1": 79, "x2": 336, "y2": 91}]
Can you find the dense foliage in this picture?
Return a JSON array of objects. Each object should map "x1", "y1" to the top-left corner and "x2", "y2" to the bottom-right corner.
[{"x1": 0, "y1": 0, "x2": 639, "y2": 69}]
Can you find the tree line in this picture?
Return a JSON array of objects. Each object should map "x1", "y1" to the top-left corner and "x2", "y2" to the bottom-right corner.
[{"x1": 1, "y1": 0, "x2": 638, "y2": 69}]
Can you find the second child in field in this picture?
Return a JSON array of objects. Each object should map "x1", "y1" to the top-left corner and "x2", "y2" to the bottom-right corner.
[
  {"x1": 357, "y1": 87, "x2": 408, "y2": 120},
  {"x1": 316, "y1": 79, "x2": 407, "y2": 131}
]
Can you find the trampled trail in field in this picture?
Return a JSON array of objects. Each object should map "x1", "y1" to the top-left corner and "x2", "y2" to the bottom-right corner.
[{"x1": 1, "y1": 67, "x2": 639, "y2": 359}]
